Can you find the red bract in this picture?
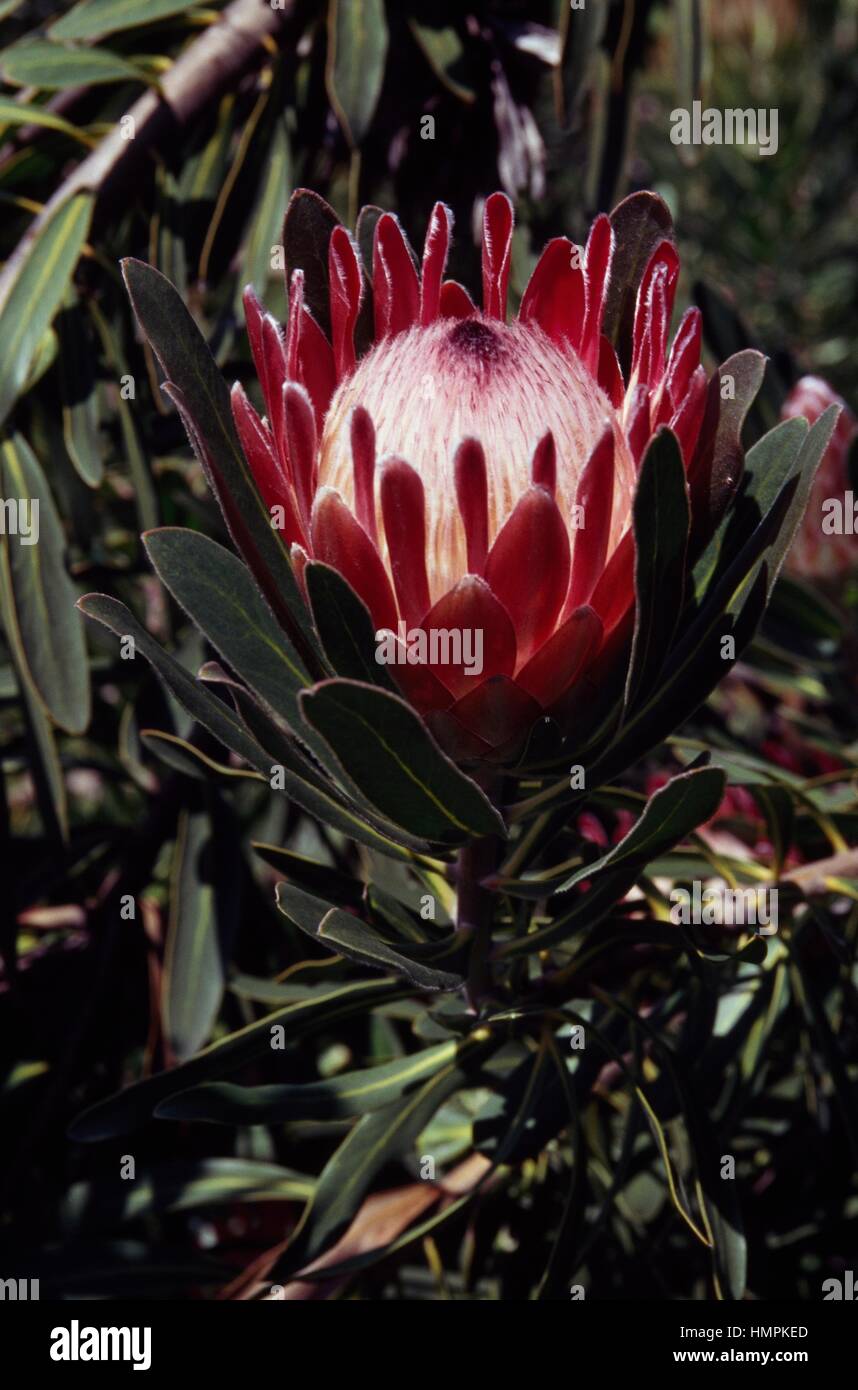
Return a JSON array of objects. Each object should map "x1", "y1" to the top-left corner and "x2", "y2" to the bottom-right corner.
[
  {"x1": 233, "y1": 192, "x2": 713, "y2": 761},
  {"x1": 782, "y1": 376, "x2": 857, "y2": 580}
]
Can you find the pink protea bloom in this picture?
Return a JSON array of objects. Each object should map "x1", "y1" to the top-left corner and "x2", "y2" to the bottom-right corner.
[
  {"x1": 231, "y1": 192, "x2": 710, "y2": 761},
  {"x1": 781, "y1": 376, "x2": 856, "y2": 580}
]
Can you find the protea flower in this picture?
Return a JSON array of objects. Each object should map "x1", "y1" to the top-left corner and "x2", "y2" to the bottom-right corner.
[
  {"x1": 782, "y1": 376, "x2": 856, "y2": 581},
  {"x1": 230, "y1": 191, "x2": 711, "y2": 763}
]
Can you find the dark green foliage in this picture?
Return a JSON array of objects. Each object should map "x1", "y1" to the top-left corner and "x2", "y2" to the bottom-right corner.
[{"x1": 1, "y1": 0, "x2": 856, "y2": 1303}]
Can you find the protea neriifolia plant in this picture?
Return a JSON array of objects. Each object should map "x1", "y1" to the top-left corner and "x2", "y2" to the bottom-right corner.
[
  {"x1": 85, "y1": 186, "x2": 839, "y2": 840},
  {"x1": 75, "y1": 185, "x2": 839, "y2": 851},
  {"x1": 231, "y1": 192, "x2": 709, "y2": 764},
  {"x1": 73, "y1": 188, "x2": 841, "y2": 1294}
]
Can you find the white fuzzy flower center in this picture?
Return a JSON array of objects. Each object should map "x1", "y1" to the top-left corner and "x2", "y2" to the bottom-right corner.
[{"x1": 319, "y1": 315, "x2": 635, "y2": 603}]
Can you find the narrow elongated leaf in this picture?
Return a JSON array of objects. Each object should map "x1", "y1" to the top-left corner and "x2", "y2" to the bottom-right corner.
[
  {"x1": 554, "y1": 0, "x2": 608, "y2": 127},
  {"x1": 157, "y1": 1042, "x2": 458, "y2": 1123},
  {"x1": 305, "y1": 561, "x2": 397, "y2": 689},
  {"x1": 0, "y1": 550, "x2": 68, "y2": 839},
  {"x1": 163, "y1": 791, "x2": 242, "y2": 1062},
  {"x1": 78, "y1": 593, "x2": 424, "y2": 858},
  {"x1": 79, "y1": 593, "x2": 272, "y2": 771},
  {"x1": 0, "y1": 96, "x2": 96, "y2": 145},
  {"x1": 142, "y1": 530, "x2": 443, "y2": 851},
  {"x1": 562, "y1": 767, "x2": 727, "y2": 893},
  {"x1": 50, "y1": 0, "x2": 201, "y2": 41},
  {"x1": 57, "y1": 290, "x2": 103, "y2": 487},
  {"x1": 625, "y1": 428, "x2": 689, "y2": 709},
  {"x1": 326, "y1": 0, "x2": 389, "y2": 146},
  {"x1": 275, "y1": 882, "x2": 463, "y2": 991},
  {"x1": 590, "y1": 460, "x2": 800, "y2": 788},
  {"x1": 69, "y1": 976, "x2": 405, "y2": 1140},
  {"x1": 693, "y1": 417, "x2": 806, "y2": 600},
  {"x1": 763, "y1": 407, "x2": 839, "y2": 596},
  {"x1": 1, "y1": 434, "x2": 90, "y2": 733},
  {"x1": 240, "y1": 118, "x2": 291, "y2": 310},
  {"x1": 500, "y1": 768, "x2": 725, "y2": 956},
  {"x1": 0, "y1": 41, "x2": 143, "y2": 89},
  {"x1": 788, "y1": 940, "x2": 858, "y2": 1162},
  {"x1": 88, "y1": 299, "x2": 159, "y2": 532},
  {"x1": 674, "y1": 0, "x2": 706, "y2": 108},
  {"x1": 61, "y1": 1159, "x2": 313, "y2": 1232},
  {"x1": 284, "y1": 1035, "x2": 491, "y2": 1271},
  {"x1": 317, "y1": 906, "x2": 463, "y2": 993},
  {"x1": 408, "y1": 21, "x2": 475, "y2": 103},
  {"x1": 120, "y1": 259, "x2": 318, "y2": 655},
  {"x1": 141, "y1": 729, "x2": 262, "y2": 783},
  {"x1": 143, "y1": 527, "x2": 311, "y2": 736},
  {"x1": 300, "y1": 679, "x2": 506, "y2": 843},
  {"x1": 252, "y1": 842, "x2": 364, "y2": 905},
  {"x1": 0, "y1": 192, "x2": 93, "y2": 428}
]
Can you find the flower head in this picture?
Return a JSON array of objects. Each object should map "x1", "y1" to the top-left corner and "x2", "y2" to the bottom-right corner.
[{"x1": 231, "y1": 193, "x2": 717, "y2": 761}]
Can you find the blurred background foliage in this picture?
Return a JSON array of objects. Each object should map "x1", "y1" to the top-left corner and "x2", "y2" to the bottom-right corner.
[{"x1": 0, "y1": 0, "x2": 856, "y2": 1299}]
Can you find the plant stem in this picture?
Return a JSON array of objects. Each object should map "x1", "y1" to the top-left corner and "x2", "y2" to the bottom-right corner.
[{"x1": 457, "y1": 775, "x2": 503, "y2": 1012}]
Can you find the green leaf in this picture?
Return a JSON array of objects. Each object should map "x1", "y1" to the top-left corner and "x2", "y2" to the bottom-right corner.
[
  {"x1": 0, "y1": 192, "x2": 93, "y2": 429},
  {"x1": 500, "y1": 768, "x2": 726, "y2": 956},
  {"x1": 0, "y1": 41, "x2": 144, "y2": 89},
  {"x1": 252, "y1": 841, "x2": 363, "y2": 906},
  {"x1": 21, "y1": 325, "x2": 59, "y2": 394},
  {"x1": 141, "y1": 529, "x2": 438, "y2": 852},
  {"x1": 163, "y1": 790, "x2": 242, "y2": 1062},
  {"x1": 156, "y1": 1041, "x2": 458, "y2": 1124},
  {"x1": 690, "y1": 349, "x2": 767, "y2": 543},
  {"x1": 554, "y1": 0, "x2": 607, "y2": 127},
  {"x1": 326, "y1": 0, "x2": 389, "y2": 146},
  {"x1": 61, "y1": 1159, "x2": 313, "y2": 1232},
  {"x1": 674, "y1": 0, "x2": 707, "y2": 108},
  {"x1": 143, "y1": 527, "x2": 311, "y2": 737},
  {"x1": 788, "y1": 939, "x2": 858, "y2": 1163},
  {"x1": 239, "y1": 118, "x2": 291, "y2": 312},
  {"x1": 141, "y1": 728, "x2": 262, "y2": 784},
  {"x1": 299, "y1": 678, "x2": 506, "y2": 843},
  {"x1": 120, "y1": 258, "x2": 318, "y2": 656},
  {"x1": 0, "y1": 95, "x2": 96, "y2": 146},
  {"x1": 50, "y1": 0, "x2": 201, "y2": 41},
  {"x1": 68, "y1": 976, "x2": 405, "y2": 1140},
  {"x1": 0, "y1": 434, "x2": 90, "y2": 733},
  {"x1": 0, "y1": 567, "x2": 68, "y2": 840},
  {"x1": 321, "y1": 906, "x2": 462, "y2": 992},
  {"x1": 57, "y1": 290, "x2": 103, "y2": 487},
  {"x1": 625, "y1": 428, "x2": 689, "y2": 709},
  {"x1": 88, "y1": 299, "x2": 158, "y2": 532},
  {"x1": 560, "y1": 766, "x2": 727, "y2": 893},
  {"x1": 693, "y1": 418, "x2": 806, "y2": 600},
  {"x1": 408, "y1": 20, "x2": 475, "y2": 103},
  {"x1": 763, "y1": 407, "x2": 839, "y2": 596},
  {"x1": 305, "y1": 561, "x2": 397, "y2": 689},
  {"x1": 78, "y1": 592, "x2": 426, "y2": 859},
  {"x1": 275, "y1": 882, "x2": 464, "y2": 992},
  {"x1": 589, "y1": 461, "x2": 799, "y2": 788},
  {"x1": 283, "y1": 1034, "x2": 490, "y2": 1271}
]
